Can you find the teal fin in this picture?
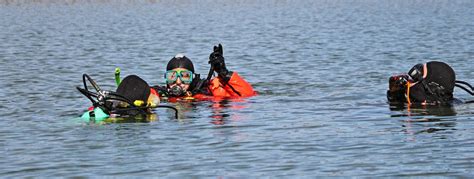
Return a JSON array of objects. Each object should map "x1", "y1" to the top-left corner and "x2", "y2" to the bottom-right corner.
[{"x1": 81, "y1": 108, "x2": 109, "y2": 122}]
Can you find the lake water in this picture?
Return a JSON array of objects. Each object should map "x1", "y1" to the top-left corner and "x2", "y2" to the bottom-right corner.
[{"x1": 1, "y1": 0, "x2": 474, "y2": 177}]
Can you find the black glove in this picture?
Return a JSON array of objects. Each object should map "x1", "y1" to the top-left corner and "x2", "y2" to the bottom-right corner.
[
  {"x1": 209, "y1": 44, "x2": 232, "y2": 80},
  {"x1": 389, "y1": 74, "x2": 409, "y2": 92},
  {"x1": 387, "y1": 74, "x2": 410, "y2": 103}
]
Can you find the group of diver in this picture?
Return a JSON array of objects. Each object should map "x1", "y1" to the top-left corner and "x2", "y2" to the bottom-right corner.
[
  {"x1": 78, "y1": 44, "x2": 256, "y2": 120},
  {"x1": 77, "y1": 43, "x2": 474, "y2": 120}
]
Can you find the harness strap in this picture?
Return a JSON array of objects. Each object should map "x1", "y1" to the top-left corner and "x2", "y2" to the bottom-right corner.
[{"x1": 406, "y1": 81, "x2": 411, "y2": 105}]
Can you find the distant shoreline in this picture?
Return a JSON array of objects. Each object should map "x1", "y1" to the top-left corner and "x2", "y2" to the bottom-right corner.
[{"x1": 0, "y1": 0, "x2": 159, "y2": 5}]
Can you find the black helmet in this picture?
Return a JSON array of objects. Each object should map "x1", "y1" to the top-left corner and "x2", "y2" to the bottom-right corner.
[{"x1": 166, "y1": 54, "x2": 194, "y2": 73}]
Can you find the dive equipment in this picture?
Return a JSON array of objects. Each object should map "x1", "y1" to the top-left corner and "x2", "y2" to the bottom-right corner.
[
  {"x1": 165, "y1": 69, "x2": 194, "y2": 84},
  {"x1": 169, "y1": 85, "x2": 186, "y2": 97},
  {"x1": 115, "y1": 67, "x2": 121, "y2": 86},
  {"x1": 77, "y1": 74, "x2": 178, "y2": 121},
  {"x1": 455, "y1": 80, "x2": 474, "y2": 95}
]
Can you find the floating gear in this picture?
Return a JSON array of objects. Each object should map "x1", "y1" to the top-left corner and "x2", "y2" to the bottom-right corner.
[{"x1": 77, "y1": 74, "x2": 178, "y2": 121}]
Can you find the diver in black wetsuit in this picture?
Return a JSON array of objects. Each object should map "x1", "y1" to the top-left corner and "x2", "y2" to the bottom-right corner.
[{"x1": 387, "y1": 61, "x2": 473, "y2": 105}]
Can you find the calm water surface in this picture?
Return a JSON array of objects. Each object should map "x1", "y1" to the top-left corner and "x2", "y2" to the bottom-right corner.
[{"x1": 1, "y1": 0, "x2": 474, "y2": 177}]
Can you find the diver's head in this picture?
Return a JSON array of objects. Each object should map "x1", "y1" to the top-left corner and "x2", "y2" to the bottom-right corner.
[
  {"x1": 388, "y1": 63, "x2": 426, "y2": 103},
  {"x1": 165, "y1": 54, "x2": 195, "y2": 96},
  {"x1": 166, "y1": 54, "x2": 195, "y2": 73}
]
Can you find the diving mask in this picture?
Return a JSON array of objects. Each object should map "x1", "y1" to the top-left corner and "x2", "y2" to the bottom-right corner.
[{"x1": 164, "y1": 69, "x2": 193, "y2": 84}]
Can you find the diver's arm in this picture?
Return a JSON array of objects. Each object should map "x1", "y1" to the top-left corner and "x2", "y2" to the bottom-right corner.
[
  {"x1": 209, "y1": 44, "x2": 232, "y2": 82},
  {"x1": 208, "y1": 44, "x2": 255, "y2": 97},
  {"x1": 209, "y1": 72, "x2": 255, "y2": 97}
]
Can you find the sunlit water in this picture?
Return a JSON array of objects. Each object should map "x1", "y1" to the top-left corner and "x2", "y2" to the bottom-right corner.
[{"x1": 1, "y1": 0, "x2": 474, "y2": 177}]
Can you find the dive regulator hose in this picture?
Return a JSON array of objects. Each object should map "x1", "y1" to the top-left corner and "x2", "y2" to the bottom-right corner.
[{"x1": 455, "y1": 80, "x2": 474, "y2": 95}]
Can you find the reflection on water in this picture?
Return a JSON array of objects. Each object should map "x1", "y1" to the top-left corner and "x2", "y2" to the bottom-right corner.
[
  {"x1": 389, "y1": 103, "x2": 458, "y2": 117},
  {"x1": 400, "y1": 118, "x2": 458, "y2": 142},
  {"x1": 98, "y1": 113, "x2": 159, "y2": 124},
  {"x1": 208, "y1": 99, "x2": 250, "y2": 125},
  {"x1": 165, "y1": 98, "x2": 251, "y2": 125},
  {"x1": 389, "y1": 103, "x2": 458, "y2": 141}
]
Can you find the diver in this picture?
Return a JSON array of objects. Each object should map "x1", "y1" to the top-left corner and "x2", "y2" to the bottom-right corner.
[
  {"x1": 387, "y1": 61, "x2": 473, "y2": 105},
  {"x1": 78, "y1": 73, "x2": 178, "y2": 121},
  {"x1": 87, "y1": 43, "x2": 254, "y2": 121},
  {"x1": 151, "y1": 44, "x2": 256, "y2": 100}
]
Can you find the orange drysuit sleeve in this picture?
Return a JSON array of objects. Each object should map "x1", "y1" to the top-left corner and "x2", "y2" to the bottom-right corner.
[{"x1": 209, "y1": 72, "x2": 255, "y2": 98}]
